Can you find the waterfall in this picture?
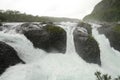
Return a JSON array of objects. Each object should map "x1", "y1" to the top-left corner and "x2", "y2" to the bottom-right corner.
[
  {"x1": 92, "y1": 23, "x2": 120, "y2": 76},
  {"x1": 2, "y1": 22, "x2": 119, "y2": 80},
  {"x1": 58, "y1": 22, "x2": 77, "y2": 54},
  {"x1": 0, "y1": 31, "x2": 46, "y2": 63},
  {"x1": 0, "y1": 23, "x2": 47, "y2": 63}
]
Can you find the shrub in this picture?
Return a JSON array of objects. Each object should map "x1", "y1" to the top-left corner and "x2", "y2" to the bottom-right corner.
[
  {"x1": 113, "y1": 24, "x2": 120, "y2": 33},
  {"x1": 95, "y1": 71, "x2": 120, "y2": 80}
]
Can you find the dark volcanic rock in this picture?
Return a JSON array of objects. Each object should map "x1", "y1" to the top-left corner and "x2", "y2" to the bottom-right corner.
[
  {"x1": 98, "y1": 23, "x2": 120, "y2": 51},
  {"x1": 24, "y1": 23, "x2": 66, "y2": 53},
  {"x1": 0, "y1": 41, "x2": 24, "y2": 75},
  {"x1": 74, "y1": 22, "x2": 101, "y2": 65}
]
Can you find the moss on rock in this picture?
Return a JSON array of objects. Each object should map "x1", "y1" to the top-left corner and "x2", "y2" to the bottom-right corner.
[
  {"x1": 74, "y1": 24, "x2": 101, "y2": 65},
  {"x1": 24, "y1": 23, "x2": 67, "y2": 53},
  {"x1": 45, "y1": 25, "x2": 65, "y2": 34},
  {"x1": 113, "y1": 24, "x2": 120, "y2": 32}
]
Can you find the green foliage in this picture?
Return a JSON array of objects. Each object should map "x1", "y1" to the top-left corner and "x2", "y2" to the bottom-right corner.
[
  {"x1": 83, "y1": 0, "x2": 120, "y2": 22},
  {"x1": 45, "y1": 24, "x2": 64, "y2": 34},
  {"x1": 113, "y1": 24, "x2": 120, "y2": 33},
  {"x1": 87, "y1": 36, "x2": 95, "y2": 42},
  {"x1": 86, "y1": 36, "x2": 100, "y2": 56},
  {"x1": 112, "y1": 24, "x2": 120, "y2": 45},
  {"x1": 0, "y1": 10, "x2": 79, "y2": 22},
  {"x1": 95, "y1": 71, "x2": 120, "y2": 80}
]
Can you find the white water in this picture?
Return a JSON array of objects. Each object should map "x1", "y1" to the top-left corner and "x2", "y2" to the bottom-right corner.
[
  {"x1": 0, "y1": 32, "x2": 46, "y2": 63},
  {"x1": 0, "y1": 22, "x2": 120, "y2": 80},
  {"x1": 1, "y1": 23, "x2": 23, "y2": 34},
  {"x1": 57, "y1": 22, "x2": 77, "y2": 54},
  {"x1": 92, "y1": 24, "x2": 120, "y2": 76}
]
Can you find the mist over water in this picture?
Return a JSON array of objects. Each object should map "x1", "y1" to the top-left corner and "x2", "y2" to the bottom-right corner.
[{"x1": 0, "y1": 22, "x2": 120, "y2": 80}]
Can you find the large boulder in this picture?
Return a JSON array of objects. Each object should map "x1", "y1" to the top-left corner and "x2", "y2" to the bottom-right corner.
[
  {"x1": 74, "y1": 22, "x2": 101, "y2": 65},
  {"x1": 98, "y1": 23, "x2": 120, "y2": 51},
  {"x1": 23, "y1": 23, "x2": 66, "y2": 53},
  {"x1": 0, "y1": 41, "x2": 24, "y2": 75},
  {"x1": 16, "y1": 22, "x2": 42, "y2": 33},
  {"x1": 77, "y1": 22, "x2": 92, "y2": 34}
]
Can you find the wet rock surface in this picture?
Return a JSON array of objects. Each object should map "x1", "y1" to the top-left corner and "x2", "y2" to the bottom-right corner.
[
  {"x1": 0, "y1": 41, "x2": 24, "y2": 75},
  {"x1": 74, "y1": 22, "x2": 101, "y2": 65},
  {"x1": 98, "y1": 23, "x2": 120, "y2": 51},
  {"x1": 23, "y1": 23, "x2": 67, "y2": 53}
]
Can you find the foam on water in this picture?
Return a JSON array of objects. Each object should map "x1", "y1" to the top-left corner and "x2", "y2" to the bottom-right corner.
[
  {"x1": 0, "y1": 30, "x2": 46, "y2": 63},
  {"x1": 0, "y1": 22, "x2": 119, "y2": 80},
  {"x1": 92, "y1": 23, "x2": 120, "y2": 76},
  {"x1": 57, "y1": 22, "x2": 77, "y2": 54}
]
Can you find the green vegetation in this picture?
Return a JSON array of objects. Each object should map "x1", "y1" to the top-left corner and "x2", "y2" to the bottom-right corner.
[
  {"x1": 95, "y1": 71, "x2": 120, "y2": 80},
  {"x1": 112, "y1": 24, "x2": 120, "y2": 47},
  {"x1": 86, "y1": 35, "x2": 100, "y2": 61},
  {"x1": 0, "y1": 10, "x2": 79, "y2": 22},
  {"x1": 87, "y1": 35, "x2": 95, "y2": 42},
  {"x1": 45, "y1": 24, "x2": 64, "y2": 33},
  {"x1": 113, "y1": 24, "x2": 120, "y2": 33},
  {"x1": 83, "y1": 0, "x2": 120, "y2": 22}
]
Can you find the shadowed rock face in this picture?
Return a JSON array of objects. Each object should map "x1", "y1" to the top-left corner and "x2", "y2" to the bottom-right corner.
[
  {"x1": 0, "y1": 25, "x2": 5, "y2": 31},
  {"x1": 98, "y1": 23, "x2": 120, "y2": 51},
  {"x1": 0, "y1": 20, "x2": 2, "y2": 26},
  {"x1": 0, "y1": 41, "x2": 24, "y2": 75},
  {"x1": 74, "y1": 22, "x2": 101, "y2": 65},
  {"x1": 23, "y1": 23, "x2": 67, "y2": 53},
  {"x1": 0, "y1": 22, "x2": 2, "y2": 26}
]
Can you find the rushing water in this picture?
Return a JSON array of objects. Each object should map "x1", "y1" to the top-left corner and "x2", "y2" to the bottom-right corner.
[
  {"x1": 57, "y1": 22, "x2": 77, "y2": 54},
  {"x1": 92, "y1": 23, "x2": 120, "y2": 76},
  {"x1": 0, "y1": 22, "x2": 120, "y2": 80}
]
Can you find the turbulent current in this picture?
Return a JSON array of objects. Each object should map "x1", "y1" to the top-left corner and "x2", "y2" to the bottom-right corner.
[{"x1": 0, "y1": 22, "x2": 120, "y2": 80}]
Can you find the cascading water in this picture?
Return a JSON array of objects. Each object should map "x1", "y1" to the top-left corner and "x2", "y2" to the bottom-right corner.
[
  {"x1": 0, "y1": 32, "x2": 47, "y2": 63},
  {"x1": 1, "y1": 23, "x2": 23, "y2": 34},
  {"x1": 1, "y1": 22, "x2": 120, "y2": 80},
  {"x1": 57, "y1": 22, "x2": 77, "y2": 54},
  {"x1": 92, "y1": 23, "x2": 120, "y2": 76}
]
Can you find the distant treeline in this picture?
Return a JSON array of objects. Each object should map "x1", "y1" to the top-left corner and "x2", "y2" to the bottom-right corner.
[{"x1": 0, "y1": 10, "x2": 80, "y2": 22}]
